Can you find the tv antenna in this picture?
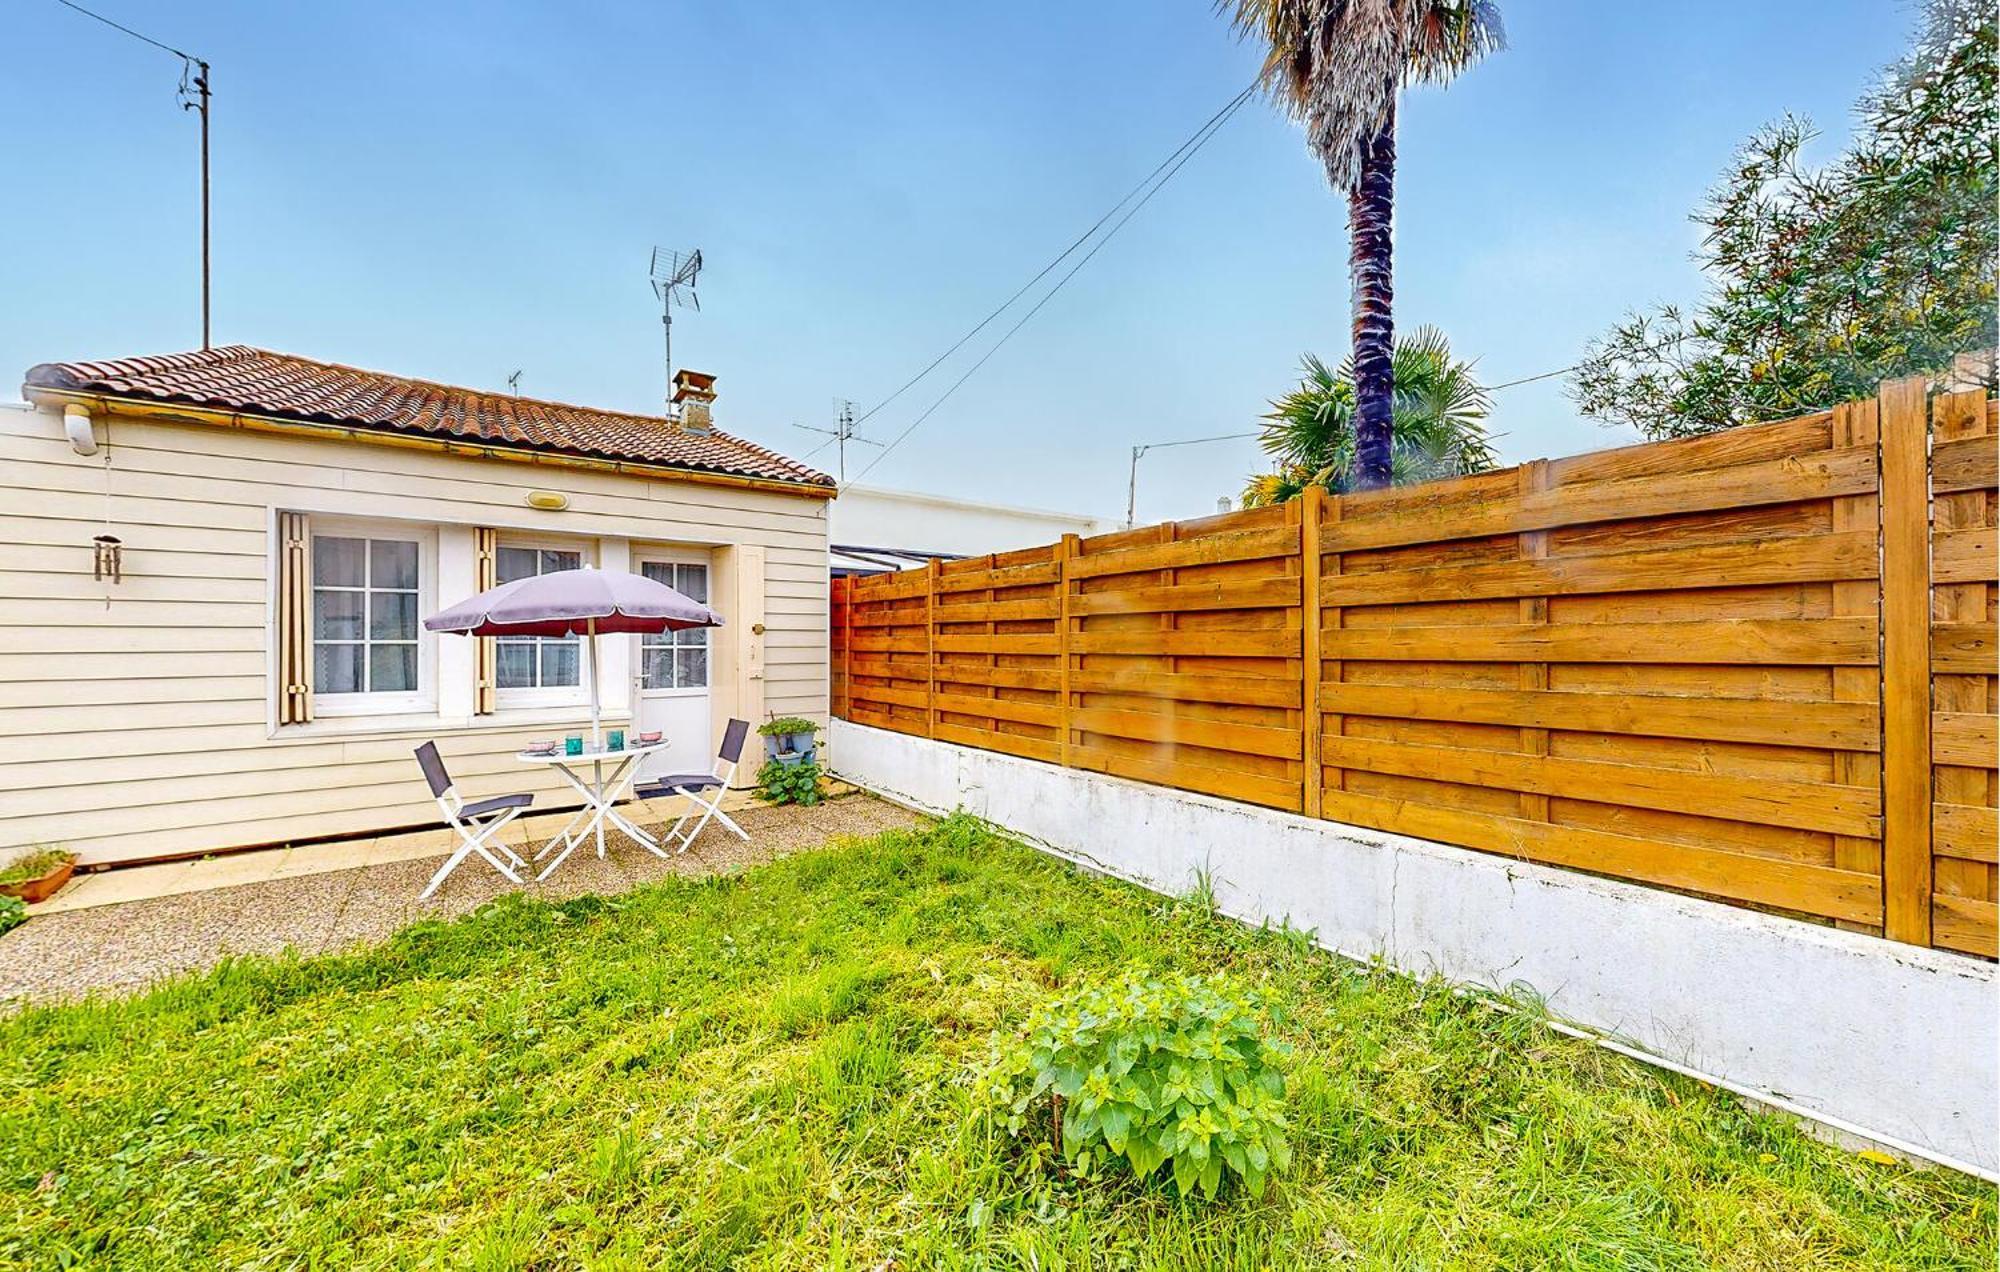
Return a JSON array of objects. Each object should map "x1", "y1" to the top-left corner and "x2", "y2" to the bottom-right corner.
[
  {"x1": 649, "y1": 246, "x2": 703, "y2": 414},
  {"x1": 505, "y1": 369, "x2": 523, "y2": 395},
  {"x1": 793, "y1": 399, "x2": 882, "y2": 482}
]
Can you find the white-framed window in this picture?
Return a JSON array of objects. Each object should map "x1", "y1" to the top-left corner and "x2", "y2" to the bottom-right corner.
[
  {"x1": 309, "y1": 520, "x2": 435, "y2": 716},
  {"x1": 495, "y1": 541, "x2": 587, "y2": 706},
  {"x1": 639, "y1": 560, "x2": 709, "y2": 691}
]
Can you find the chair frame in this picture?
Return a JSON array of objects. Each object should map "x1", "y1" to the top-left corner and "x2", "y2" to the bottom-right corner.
[
  {"x1": 414, "y1": 742, "x2": 530, "y2": 899},
  {"x1": 653, "y1": 719, "x2": 752, "y2": 854}
]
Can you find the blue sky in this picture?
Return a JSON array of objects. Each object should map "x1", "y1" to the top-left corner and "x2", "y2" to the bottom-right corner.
[{"x1": 4, "y1": 1, "x2": 1910, "y2": 524}]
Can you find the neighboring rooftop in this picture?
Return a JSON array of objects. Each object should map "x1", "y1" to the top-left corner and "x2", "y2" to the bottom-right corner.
[{"x1": 23, "y1": 345, "x2": 834, "y2": 489}]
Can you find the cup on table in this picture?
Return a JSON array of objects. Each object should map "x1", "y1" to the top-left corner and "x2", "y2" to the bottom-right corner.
[
  {"x1": 608, "y1": 729, "x2": 625, "y2": 752},
  {"x1": 564, "y1": 735, "x2": 584, "y2": 756}
]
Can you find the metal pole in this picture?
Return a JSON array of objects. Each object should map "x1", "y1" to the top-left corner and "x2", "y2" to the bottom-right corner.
[
  {"x1": 661, "y1": 305, "x2": 673, "y2": 414},
  {"x1": 192, "y1": 59, "x2": 211, "y2": 349},
  {"x1": 1126, "y1": 445, "x2": 1144, "y2": 528}
]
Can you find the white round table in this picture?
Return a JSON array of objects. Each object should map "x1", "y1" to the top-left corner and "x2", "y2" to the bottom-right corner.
[{"x1": 517, "y1": 737, "x2": 669, "y2": 880}]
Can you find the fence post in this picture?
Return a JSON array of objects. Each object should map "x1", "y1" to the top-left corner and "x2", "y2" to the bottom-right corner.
[
  {"x1": 925, "y1": 557, "x2": 940, "y2": 740},
  {"x1": 1516, "y1": 461, "x2": 1554, "y2": 824},
  {"x1": 1057, "y1": 534, "x2": 1078, "y2": 769},
  {"x1": 831, "y1": 575, "x2": 846, "y2": 721},
  {"x1": 1879, "y1": 375, "x2": 1933, "y2": 945},
  {"x1": 1299, "y1": 487, "x2": 1325, "y2": 818},
  {"x1": 1829, "y1": 399, "x2": 1884, "y2": 932}
]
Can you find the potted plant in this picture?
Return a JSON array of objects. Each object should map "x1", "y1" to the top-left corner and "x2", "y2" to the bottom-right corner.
[
  {"x1": 0, "y1": 846, "x2": 77, "y2": 906},
  {"x1": 757, "y1": 716, "x2": 820, "y2": 766}
]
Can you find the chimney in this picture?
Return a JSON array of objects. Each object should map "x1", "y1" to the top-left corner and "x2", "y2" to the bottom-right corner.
[{"x1": 672, "y1": 369, "x2": 717, "y2": 433}]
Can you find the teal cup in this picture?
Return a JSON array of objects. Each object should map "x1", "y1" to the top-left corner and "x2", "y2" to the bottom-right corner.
[
  {"x1": 608, "y1": 729, "x2": 624, "y2": 752},
  {"x1": 564, "y1": 735, "x2": 583, "y2": 756}
]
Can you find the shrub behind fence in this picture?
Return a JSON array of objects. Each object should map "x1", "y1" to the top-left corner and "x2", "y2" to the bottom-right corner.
[{"x1": 833, "y1": 380, "x2": 1998, "y2": 957}]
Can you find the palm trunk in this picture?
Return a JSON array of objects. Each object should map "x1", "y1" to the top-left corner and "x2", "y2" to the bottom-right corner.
[{"x1": 1347, "y1": 101, "x2": 1396, "y2": 491}]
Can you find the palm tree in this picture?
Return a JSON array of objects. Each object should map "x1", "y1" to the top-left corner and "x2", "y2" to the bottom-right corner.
[
  {"x1": 1223, "y1": 0, "x2": 1505, "y2": 490},
  {"x1": 1241, "y1": 325, "x2": 1497, "y2": 504}
]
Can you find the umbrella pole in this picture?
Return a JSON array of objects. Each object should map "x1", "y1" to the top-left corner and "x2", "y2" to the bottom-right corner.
[{"x1": 586, "y1": 617, "x2": 602, "y2": 746}]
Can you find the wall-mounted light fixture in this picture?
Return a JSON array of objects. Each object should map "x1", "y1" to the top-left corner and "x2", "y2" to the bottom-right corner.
[
  {"x1": 525, "y1": 490, "x2": 569, "y2": 511},
  {"x1": 92, "y1": 535, "x2": 123, "y2": 583}
]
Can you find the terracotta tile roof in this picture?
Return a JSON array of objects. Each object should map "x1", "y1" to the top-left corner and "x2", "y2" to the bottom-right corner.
[{"x1": 23, "y1": 345, "x2": 834, "y2": 489}]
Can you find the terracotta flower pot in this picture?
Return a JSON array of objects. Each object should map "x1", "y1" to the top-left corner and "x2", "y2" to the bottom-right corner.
[{"x1": 0, "y1": 858, "x2": 75, "y2": 905}]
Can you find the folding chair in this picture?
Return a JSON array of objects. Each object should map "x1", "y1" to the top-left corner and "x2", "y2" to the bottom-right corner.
[
  {"x1": 413, "y1": 741, "x2": 534, "y2": 899},
  {"x1": 634, "y1": 718, "x2": 751, "y2": 854}
]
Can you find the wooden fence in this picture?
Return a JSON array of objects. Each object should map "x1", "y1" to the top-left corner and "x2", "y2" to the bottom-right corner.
[{"x1": 832, "y1": 380, "x2": 1998, "y2": 957}]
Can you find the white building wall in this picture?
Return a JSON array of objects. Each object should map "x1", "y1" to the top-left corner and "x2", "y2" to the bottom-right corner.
[
  {"x1": 830, "y1": 484, "x2": 1106, "y2": 557},
  {"x1": 0, "y1": 402, "x2": 830, "y2": 864}
]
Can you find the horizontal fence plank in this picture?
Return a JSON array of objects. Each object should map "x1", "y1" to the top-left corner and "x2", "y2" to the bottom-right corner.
[
  {"x1": 1320, "y1": 734, "x2": 1880, "y2": 837},
  {"x1": 933, "y1": 560, "x2": 1060, "y2": 593},
  {"x1": 932, "y1": 691, "x2": 1061, "y2": 728},
  {"x1": 1069, "y1": 745, "x2": 1300, "y2": 811},
  {"x1": 1932, "y1": 893, "x2": 1998, "y2": 957},
  {"x1": 1933, "y1": 434, "x2": 1999, "y2": 494},
  {"x1": 1323, "y1": 446, "x2": 1877, "y2": 553},
  {"x1": 932, "y1": 721, "x2": 1060, "y2": 765},
  {"x1": 1070, "y1": 526, "x2": 1299, "y2": 580},
  {"x1": 932, "y1": 664, "x2": 1061, "y2": 692},
  {"x1": 1069, "y1": 575, "x2": 1299, "y2": 617},
  {"x1": 1323, "y1": 531, "x2": 1877, "y2": 607},
  {"x1": 1070, "y1": 668, "x2": 1302, "y2": 708},
  {"x1": 1932, "y1": 623, "x2": 1997, "y2": 674},
  {"x1": 1935, "y1": 802, "x2": 2000, "y2": 863},
  {"x1": 931, "y1": 634, "x2": 1060, "y2": 655},
  {"x1": 1933, "y1": 712, "x2": 1998, "y2": 769},
  {"x1": 932, "y1": 597, "x2": 1060, "y2": 623},
  {"x1": 1932, "y1": 526, "x2": 1997, "y2": 584},
  {"x1": 1071, "y1": 706, "x2": 1301, "y2": 760},
  {"x1": 1071, "y1": 630, "x2": 1303, "y2": 658},
  {"x1": 1320, "y1": 788, "x2": 1881, "y2": 924},
  {"x1": 1321, "y1": 617, "x2": 1878, "y2": 666},
  {"x1": 1320, "y1": 681, "x2": 1880, "y2": 751}
]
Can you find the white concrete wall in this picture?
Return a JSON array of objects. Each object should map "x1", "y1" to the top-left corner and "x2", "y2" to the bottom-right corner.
[
  {"x1": 829, "y1": 718, "x2": 1999, "y2": 1178},
  {"x1": 830, "y1": 484, "x2": 1107, "y2": 557}
]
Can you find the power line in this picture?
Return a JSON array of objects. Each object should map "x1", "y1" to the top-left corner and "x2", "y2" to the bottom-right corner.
[
  {"x1": 1487, "y1": 362, "x2": 1582, "y2": 391},
  {"x1": 53, "y1": 0, "x2": 196, "y2": 60},
  {"x1": 844, "y1": 88, "x2": 1254, "y2": 490}
]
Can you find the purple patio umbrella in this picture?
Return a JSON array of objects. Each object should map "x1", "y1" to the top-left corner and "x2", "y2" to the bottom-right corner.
[{"x1": 425, "y1": 566, "x2": 722, "y2": 744}]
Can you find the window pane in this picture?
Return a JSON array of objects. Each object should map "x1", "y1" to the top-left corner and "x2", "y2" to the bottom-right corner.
[
  {"x1": 540, "y1": 639, "x2": 580, "y2": 687},
  {"x1": 496, "y1": 641, "x2": 534, "y2": 688},
  {"x1": 641, "y1": 648, "x2": 672, "y2": 691},
  {"x1": 670, "y1": 626, "x2": 708, "y2": 651},
  {"x1": 497, "y1": 546, "x2": 539, "y2": 583},
  {"x1": 677, "y1": 645, "x2": 707, "y2": 688},
  {"x1": 314, "y1": 589, "x2": 364, "y2": 640},
  {"x1": 369, "y1": 644, "x2": 417, "y2": 693},
  {"x1": 369, "y1": 590, "x2": 416, "y2": 640},
  {"x1": 370, "y1": 539, "x2": 419, "y2": 590},
  {"x1": 676, "y1": 564, "x2": 708, "y2": 604},
  {"x1": 541, "y1": 549, "x2": 581, "y2": 574},
  {"x1": 315, "y1": 642, "x2": 362, "y2": 694},
  {"x1": 313, "y1": 537, "x2": 365, "y2": 587},
  {"x1": 640, "y1": 561, "x2": 671, "y2": 585}
]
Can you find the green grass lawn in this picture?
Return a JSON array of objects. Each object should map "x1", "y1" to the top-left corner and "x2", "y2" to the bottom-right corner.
[{"x1": 1, "y1": 813, "x2": 1991, "y2": 1270}]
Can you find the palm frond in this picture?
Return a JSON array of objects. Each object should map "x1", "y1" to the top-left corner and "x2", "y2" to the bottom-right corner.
[{"x1": 1222, "y1": 0, "x2": 1505, "y2": 191}]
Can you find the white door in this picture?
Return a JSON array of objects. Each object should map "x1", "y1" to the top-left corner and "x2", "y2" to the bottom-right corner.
[{"x1": 633, "y1": 558, "x2": 713, "y2": 781}]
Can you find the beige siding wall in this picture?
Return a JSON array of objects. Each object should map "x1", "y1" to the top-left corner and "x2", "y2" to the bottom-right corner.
[{"x1": 0, "y1": 402, "x2": 830, "y2": 864}]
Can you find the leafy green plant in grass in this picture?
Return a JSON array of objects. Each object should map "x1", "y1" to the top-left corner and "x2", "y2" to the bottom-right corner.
[
  {"x1": 986, "y1": 967, "x2": 1292, "y2": 1200},
  {"x1": 0, "y1": 893, "x2": 23, "y2": 936},
  {"x1": 756, "y1": 756, "x2": 825, "y2": 806}
]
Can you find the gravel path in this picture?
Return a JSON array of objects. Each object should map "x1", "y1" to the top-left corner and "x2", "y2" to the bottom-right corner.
[{"x1": 0, "y1": 794, "x2": 925, "y2": 1008}]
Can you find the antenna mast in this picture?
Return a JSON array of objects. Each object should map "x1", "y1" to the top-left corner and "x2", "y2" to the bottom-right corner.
[
  {"x1": 648, "y1": 246, "x2": 703, "y2": 415},
  {"x1": 793, "y1": 399, "x2": 882, "y2": 482}
]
